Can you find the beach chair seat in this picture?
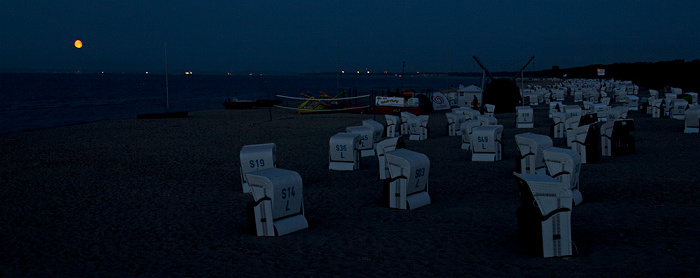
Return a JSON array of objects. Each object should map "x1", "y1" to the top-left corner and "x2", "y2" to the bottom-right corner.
[
  {"x1": 384, "y1": 114, "x2": 400, "y2": 138},
  {"x1": 240, "y1": 143, "x2": 277, "y2": 194},
  {"x1": 329, "y1": 133, "x2": 361, "y2": 171},
  {"x1": 460, "y1": 120, "x2": 482, "y2": 150},
  {"x1": 346, "y1": 125, "x2": 375, "y2": 157},
  {"x1": 670, "y1": 99, "x2": 689, "y2": 120},
  {"x1": 408, "y1": 115, "x2": 429, "y2": 141},
  {"x1": 542, "y1": 147, "x2": 583, "y2": 206},
  {"x1": 362, "y1": 119, "x2": 384, "y2": 144},
  {"x1": 551, "y1": 112, "x2": 566, "y2": 139},
  {"x1": 446, "y1": 112, "x2": 467, "y2": 136},
  {"x1": 247, "y1": 168, "x2": 308, "y2": 237},
  {"x1": 684, "y1": 107, "x2": 700, "y2": 133},
  {"x1": 470, "y1": 125, "x2": 504, "y2": 162},
  {"x1": 514, "y1": 173, "x2": 573, "y2": 258},
  {"x1": 400, "y1": 112, "x2": 416, "y2": 135},
  {"x1": 484, "y1": 104, "x2": 496, "y2": 117},
  {"x1": 383, "y1": 149, "x2": 431, "y2": 210},
  {"x1": 516, "y1": 106, "x2": 534, "y2": 128},
  {"x1": 376, "y1": 137, "x2": 404, "y2": 180},
  {"x1": 515, "y1": 132, "x2": 553, "y2": 175}
]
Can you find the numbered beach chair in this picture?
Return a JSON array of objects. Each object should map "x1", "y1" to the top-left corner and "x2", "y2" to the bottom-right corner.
[
  {"x1": 240, "y1": 143, "x2": 277, "y2": 194},
  {"x1": 363, "y1": 119, "x2": 384, "y2": 144},
  {"x1": 408, "y1": 115, "x2": 429, "y2": 141},
  {"x1": 383, "y1": 149, "x2": 431, "y2": 210},
  {"x1": 626, "y1": 95, "x2": 639, "y2": 111},
  {"x1": 460, "y1": 119, "x2": 482, "y2": 150},
  {"x1": 607, "y1": 106, "x2": 628, "y2": 122},
  {"x1": 385, "y1": 114, "x2": 401, "y2": 138},
  {"x1": 514, "y1": 173, "x2": 573, "y2": 258},
  {"x1": 670, "y1": 99, "x2": 689, "y2": 120},
  {"x1": 563, "y1": 105, "x2": 582, "y2": 120},
  {"x1": 591, "y1": 103, "x2": 609, "y2": 121},
  {"x1": 400, "y1": 111, "x2": 416, "y2": 135},
  {"x1": 470, "y1": 125, "x2": 504, "y2": 162},
  {"x1": 515, "y1": 132, "x2": 553, "y2": 175},
  {"x1": 549, "y1": 101, "x2": 562, "y2": 118},
  {"x1": 542, "y1": 147, "x2": 583, "y2": 206},
  {"x1": 446, "y1": 112, "x2": 467, "y2": 136},
  {"x1": 551, "y1": 112, "x2": 566, "y2": 139},
  {"x1": 685, "y1": 107, "x2": 700, "y2": 133},
  {"x1": 484, "y1": 104, "x2": 496, "y2": 117},
  {"x1": 564, "y1": 116, "x2": 581, "y2": 146},
  {"x1": 567, "y1": 116, "x2": 600, "y2": 164},
  {"x1": 376, "y1": 137, "x2": 404, "y2": 180},
  {"x1": 247, "y1": 168, "x2": 308, "y2": 237},
  {"x1": 329, "y1": 132, "x2": 361, "y2": 171},
  {"x1": 516, "y1": 106, "x2": 534, "y2": 128},
  {"x1": 346, "y1": 125, "x2": 375, "y2": 157}
]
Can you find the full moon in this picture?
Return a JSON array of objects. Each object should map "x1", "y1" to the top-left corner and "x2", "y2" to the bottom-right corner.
[{"x1": 74, "y1": 40, "x2": 83, "y2": 49}]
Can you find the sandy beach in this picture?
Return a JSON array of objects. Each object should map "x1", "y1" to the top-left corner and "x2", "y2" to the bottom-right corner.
[{"x1": 1, "y1": 100, "x2": 699, "y2": 276}]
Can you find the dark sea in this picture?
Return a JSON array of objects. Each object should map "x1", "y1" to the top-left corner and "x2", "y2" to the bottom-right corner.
[{"x1": 0, "y1": 73, "x2": 481, "y2": 134}]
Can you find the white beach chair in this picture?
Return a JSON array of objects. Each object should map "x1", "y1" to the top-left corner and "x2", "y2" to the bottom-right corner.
[
  {"x1": 375, "y1": 137, "x2": 404, "y2": 180},
  {"x1": 670, "y1": 99, "x2": 688, "y2": 120},
  {"x1": 384, "y1": 149, "x2": 431, "y2": 210},
  {"x1": 240, "y1": 143, "x2": 277, "y2": 194},
  {"x1": 626, "y1": 95, "x2": 639, "y2": 111},
  {"x1": 567, "y1": 121, "x2": 600, "y2": 164},
  {"x1": 384, "y1": 114, "x2": 400, "y2": 138},
  {"x1": 514, "y1": 173, "x2": 573, "y2": 258},
  {"x1": 549, "y1": 101, "x2": 562, "y2": 118},
  {"x1": 329, "y1": 132, "x2": 361, "y2": 171},
  {"x1": 651, "y1": 99, "x2": 664, "y2": 118},
  {"x1": 551, "y1": 112, "x2": 567, "y2": 139},
  {"x1": 563, "y1": 105, "x2": 582, "y2": 120},
  {"x1": 362, "y1": 119, "x2": 384, "y2": 144},
  {"x1": 408, "y1": 115, "x2": 429, "y2": 141},
  {"x1": 346, "y1": 125, "x2": 375, "y2": 157},
  {"x1": 477, "y1": 115, "x2": 498, "y2": 126},
  {"x1": 607, "y1": 106, "x2": 628, "y2": 122},
  {"x1": 460, "y1": 120, "x2": 482, "y2": 150},
  {"x1": 446, "y1": 112, "x2": 467, "y2": 136},
  {"x1": 400, "y1": 112, "x2": 416, "y2": 135},
  {"x1": 515, "y1": 132, "x2": 553, "y2": 175},
  {"x1": 564, "y1": 116, "x2": 581, "y2": 145},
  {"x1": 484, "y1": 104, "x2": 496, "y2": 117},
  {"x1": 247, "y1": 168, "x2": 308, "y2": 237},
  {"x1": 516, "y1": 106, "x2": 534, "y2": 128},
  {"x1": 684, "y1": 107, "x2": 700, "y2": 133},
  {"x1": 470, "y1": 125, "x2": 504, "y2": 162},
  {"x1": 542, "y1": 147, "x2": 583, "y2": 206}
]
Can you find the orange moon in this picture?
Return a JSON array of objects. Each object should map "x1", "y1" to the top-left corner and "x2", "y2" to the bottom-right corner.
[{"x1": 74, "y1": 40, "x2": 83, "y2": 49}]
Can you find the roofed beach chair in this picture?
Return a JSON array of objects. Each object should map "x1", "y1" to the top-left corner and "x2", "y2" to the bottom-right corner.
[
  {"x1": 383, "y1": 149, "x2": 431, "y2": 210},
  {"x1": 384, "y1": 114, "x2": 400, "y2": 138},
  {"x1": 247, "y1": 168, "x2": 308, "y2": 236},
  {"x1": 329, "y1": 132, "x2": 361, "y2": 171},
  {"x1": 470, "y1": 125, "x2": 504, "y2": 162},
  {"x1": 515, "y1": 132, "x2": 553, "y2": 175},
  {"x1": 240, "y1": 143, "x2": 278, "y2": 195}
]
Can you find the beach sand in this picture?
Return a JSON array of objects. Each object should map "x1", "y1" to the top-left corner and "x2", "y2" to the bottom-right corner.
[{"x1": 1, "y1": 101, "x2": 699, "y2": 276}]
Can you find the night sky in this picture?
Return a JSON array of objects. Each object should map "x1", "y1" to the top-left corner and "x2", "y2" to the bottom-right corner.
[{"x1": 2, "y1": 1, "x2": 698, "y2": 74}]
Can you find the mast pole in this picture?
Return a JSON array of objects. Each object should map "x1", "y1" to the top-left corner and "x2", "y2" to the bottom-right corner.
[{"x1": 165, "y1": 43, "x2": 169, "y2": 111}]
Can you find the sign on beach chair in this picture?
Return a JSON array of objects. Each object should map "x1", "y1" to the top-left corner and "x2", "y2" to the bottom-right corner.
[
  {"x1": 247, "y1": 168, "x2": 308, "y2": 237},
  {"x1": 240, "y1": 143, "x2": 277, "y2": 194},
  {"x1": 670, "y1": 99, "x2": 689, "y2": 120},
  {"x1": 685, "y1": 107, "x2": 700, "y2": 133},
  {"x1": 385, "y1": 114, "x2": 400, "y2": 138},
  {"x1": 446, "y1": 112, "x2": 467, "y2": 136},
  {"x1": 516, "y1": 106, "x2": 534, "y2": 128},
  {"x1": 400, "y1": 112, "x2": 416, "y2": 135},
  {"x1": 376, "y1": 137, "x2": 404, "y2": 180},
  {"x1": 460, "y1": 120, "x2": 482, "y2": 150},
  {"x1": 346, "y1": 125, "x2": 375, "y2": 157},
  {"x1": 514, "y1": 173, "x2": 573, "y2": 258},
  {"x1": 563, "y1": 105, "x2": 582, "y2": 120},
  {"x1": 363, "y1": 119, "x2": 384, "y2": 144},
  {"x1": 515, "y1": 132, "x2": 553, "y2": 175},
  {"x1": 542, "y1": 147, "x2": 583, "y2": 206},
  {"x1": 408, "y1": 115, "x2": 429, "y2": 141},
  {"x1": 470, "y1": 125, "x2": 504, "y2": 162},
  {"x1": 329, "y1": 133, "x2": 361, "y2": 171},
  {"x1": 384, "y1": 149, "x2": 431, "y2": 210},
  {"x1": 551, "y1": 112, "x2": 566, "y2": 139}
]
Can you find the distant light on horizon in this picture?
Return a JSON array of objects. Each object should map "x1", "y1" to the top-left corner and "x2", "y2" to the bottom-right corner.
[{"x1": 74, "y1": 40, "x2": 82, "y2": 49}]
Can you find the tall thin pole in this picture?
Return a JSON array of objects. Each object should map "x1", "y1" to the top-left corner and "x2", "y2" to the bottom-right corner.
[
  {"x1": 336, "y1": 42, "x2": 340, "y2": 92},
  {"x1": 165, "y1": 43, "x2": 169, "y2": 111}
]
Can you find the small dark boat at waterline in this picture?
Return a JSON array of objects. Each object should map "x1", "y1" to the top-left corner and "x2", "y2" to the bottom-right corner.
[{"x1": 223, "y1": 98, "x2": 256, "y2": 109}]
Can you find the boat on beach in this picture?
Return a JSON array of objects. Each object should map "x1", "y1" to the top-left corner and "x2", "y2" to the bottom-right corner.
[{"x1": 223, "y1": 98, "x2": 256, "y2": 109}]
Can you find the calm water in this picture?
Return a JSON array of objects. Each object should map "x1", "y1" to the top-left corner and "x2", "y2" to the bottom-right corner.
[{"x1": 0, "y1": 73, "x2": 480, "y2": 133}]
